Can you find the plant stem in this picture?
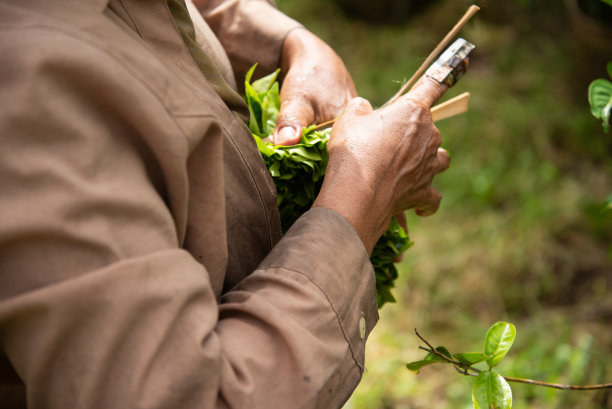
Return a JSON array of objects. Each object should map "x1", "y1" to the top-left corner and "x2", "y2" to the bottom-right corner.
[{"x1": 414, "y1": 329, "x2": 612, "y2": 391}]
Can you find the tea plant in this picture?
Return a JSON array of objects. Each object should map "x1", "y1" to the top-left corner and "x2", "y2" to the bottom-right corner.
[{"x1": 407, "y1": 322, "x2": 612, "y2": 409}]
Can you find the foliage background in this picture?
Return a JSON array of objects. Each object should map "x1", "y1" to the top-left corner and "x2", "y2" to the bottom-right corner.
[{"x1": 273, "y1": 0, "x2": 612, "y2": 407}]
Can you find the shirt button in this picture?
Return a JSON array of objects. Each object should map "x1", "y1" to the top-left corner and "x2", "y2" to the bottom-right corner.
[{"x1": 359, "y1": 315, "x2": 366, "y2": 339}]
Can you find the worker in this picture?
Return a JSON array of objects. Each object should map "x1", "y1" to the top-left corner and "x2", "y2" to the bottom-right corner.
[{"x1": 0, "y1": 0, "x2": 449, "y2": 407}]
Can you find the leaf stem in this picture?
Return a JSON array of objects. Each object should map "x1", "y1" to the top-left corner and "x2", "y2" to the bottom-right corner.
[{"x1": 413, "y1": 329, "x2": 612, "y2": 391}]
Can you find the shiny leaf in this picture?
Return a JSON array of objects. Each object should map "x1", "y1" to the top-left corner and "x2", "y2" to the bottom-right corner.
[
  {"x1": 245, "y1": 65, "x2": 411, "y2": 308},
  {"x1": 472, "y1": 371, "x2": 512, "y2": 409},
  {"x1": 454, "y1": 352, "x2": 490, "y2": 366},
  {"x1": 406, "y1": 346, "x2": 452, "y2": 373},
  {"x1": 484, "y1": 322, "x2": 516, "y2": 369},
  {"x1": 588, "y1": 77, "x2": 612, "y2": 133}
]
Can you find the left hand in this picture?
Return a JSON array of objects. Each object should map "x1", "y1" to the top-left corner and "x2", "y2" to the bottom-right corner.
[{"x1": 272, "y1": 28, "x2": 357, "y2": 145}]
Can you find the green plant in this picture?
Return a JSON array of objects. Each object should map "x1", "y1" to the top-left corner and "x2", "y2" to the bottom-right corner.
[
  {"x1": 588, "y1": 62, "x2": 612, "y2": 133},
  {"x1": 406, "y1": 322, "x2": 612, "y2": 409},
  {"x1": 244, "y1": 65, "x2": 412, "y2": 308}
]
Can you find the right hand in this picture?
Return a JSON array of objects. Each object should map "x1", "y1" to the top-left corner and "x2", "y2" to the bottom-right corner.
[{"x1": 312, "y1": 76, "x2": 450, "y2": 253}]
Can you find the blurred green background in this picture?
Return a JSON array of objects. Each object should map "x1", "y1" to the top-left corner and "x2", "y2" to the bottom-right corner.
[{"x1": 274, "y1": 0, "x2": 611, "y2": 407}]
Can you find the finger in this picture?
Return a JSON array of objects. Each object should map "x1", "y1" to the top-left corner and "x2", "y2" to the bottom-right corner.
[
  {"x1": 273, "y1": 96, "x2": 314, "y2": 146},
  {"x1": 414, "y1": 186, "x2": 442, "y2": 217},
  {"x1": 435, "y1": 147, "x2": 451, "y2": 174},
  {"x1": 403, "y1": 75, "x2": 448, "y2": 109}
]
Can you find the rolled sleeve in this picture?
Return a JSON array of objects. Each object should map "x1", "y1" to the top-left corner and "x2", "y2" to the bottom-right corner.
[
  {"x1": 217, "y1": 208, "x2": 379, "y2": 407},
  {"x1": 257, "y1": 207, "x2": 379, "y2": 370}
]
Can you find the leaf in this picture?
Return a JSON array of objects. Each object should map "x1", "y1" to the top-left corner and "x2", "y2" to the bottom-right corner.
[
  {"x1": 244, "y1": 81, "x2": 263, "y2": 135},
  {"x1": 484, "y1": 322, "x2": 516, "y2": 369},
  {"x1": 244, "y1": 65, "x2": 412, "y2": 309},
  {"x1": 251, "y1": 68, "x2": 280, "y2": 95},
  {"x1": 603, "y1": 0, "x2": 612, "y2": 8},
  {"x1": 406, "y1": 346, "x2": 452, "y2": 373},
  {"x1": 261, "y1": 83, "x2": 280, "y2": 135},
  {"x1": 472, "y1": 371, "x2": 512, "y2": 409},
  {"x1": 588, "y1": 77, "x2": 612, "y2": 133},
  {"x1": 433, "y1": 346, "x2": 452, "y2": 360},
  {"x1": 454, "y1": 352, "x2": 490, "y2": 366},
  {"x1": 244, "y1": 63, "x2": 257, "y2": 85}
]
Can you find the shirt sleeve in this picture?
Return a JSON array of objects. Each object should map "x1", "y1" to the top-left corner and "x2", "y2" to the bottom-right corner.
[
  {"x1": 0, "y1": 20, "x2": 378, "y2": 409},
  {"x1": 194, "y1": 0, "x2": 302, "y2": 82}
]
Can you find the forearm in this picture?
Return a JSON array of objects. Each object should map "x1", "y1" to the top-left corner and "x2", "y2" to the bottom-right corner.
[
  {"x1": 0, "y1": 23, "x2": 378, "y2": 408},
  {"x1": 194, "y1": 0, "x2": 301, "y2": 81}
]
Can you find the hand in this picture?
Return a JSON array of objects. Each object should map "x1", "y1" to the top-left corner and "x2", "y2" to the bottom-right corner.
[
  {"x1": 312, "y1": 76, "x2": 450, "y2": 253},
  {"x1": 272, "y1": 28, "x2": 357, "y2": 145}
]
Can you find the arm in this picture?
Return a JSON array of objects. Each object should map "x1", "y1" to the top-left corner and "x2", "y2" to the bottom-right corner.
[
  {"x1": 193, "y1": 0, "x2": 301, "y2": 82},
  {"x1": 0, "y1": 26, "x2": 376, "y2": 409},
  {"x1": 192, "y1": 1, "x2": 356, "y2": 145}
]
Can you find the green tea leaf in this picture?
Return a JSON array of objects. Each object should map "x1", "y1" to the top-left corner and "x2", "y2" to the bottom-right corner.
[
  {"x1": 472, "y1": 371, "x2": 512, "y2": 409},
  {"x1": 261, "y1": 83, "x2": 280, "y2": 135},
  {"x1": 251, "y1": 68, "x2": 280, "y2": 94},
  {"x1": 245, "y1": 65, "x2": 412, "y2": 309},
  {"x1": 245, "y1": 63, "x2": 257, "y2": 85},
  {"x1": 454, "y1": 352, "x2": 490, "y2": 366},
  {"x1": 588, "y1": 77, "x2": 612, "y2": 133},
  {"x1": 406, "y1": 346, "x2": 452, "y2": 373},
  {"x1": 484, "y1": 322, "x2": 516, "y2": 369},
  {"x1": 245, "y1": 81, "x2": 263, "y2": 135}
]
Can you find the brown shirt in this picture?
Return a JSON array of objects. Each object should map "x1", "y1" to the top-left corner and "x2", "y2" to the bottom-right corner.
[{"x1": 0, "y1": 0, "x2": 378, "y2": 408}]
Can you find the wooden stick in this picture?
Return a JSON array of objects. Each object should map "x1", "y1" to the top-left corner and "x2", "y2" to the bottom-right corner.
[
  {"x1": 384, "y1": 4, "x2": 480, "y2": 107},
  {"x1": 310, "y1": 5, "x2": 479, "y2": 132},
  {"x1": 312, "y1": 92, "x2": 471, "y2": 131},
  {"x1": 431, "y1": 92, "x2": 470, "y2": 122}
]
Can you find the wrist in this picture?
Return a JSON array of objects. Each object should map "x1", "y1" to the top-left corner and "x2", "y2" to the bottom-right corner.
[
  {"x1": 313, "y1": 166, "x2": 392, "y2": 254},
  {"x1": 280, "y1": 27, "x2": 333, "y2": 74}
]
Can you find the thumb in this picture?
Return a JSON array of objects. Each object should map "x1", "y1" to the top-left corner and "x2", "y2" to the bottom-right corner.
[
  {"x1": 402, "y1": 75, "x2": 448, "y2": 109},
  {"x1": 273, "y1": 97, "x2": 314, "y2": 146}
]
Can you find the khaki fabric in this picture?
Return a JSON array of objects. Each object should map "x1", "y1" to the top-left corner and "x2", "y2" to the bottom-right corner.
[{"x1": 0, "y1": 0, "x2": 379, "y2": 408}]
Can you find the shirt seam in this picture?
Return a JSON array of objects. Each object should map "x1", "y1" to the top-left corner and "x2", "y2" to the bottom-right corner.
[{"x1": 260, "y1": 265, "x2": 364, "y2": 372}]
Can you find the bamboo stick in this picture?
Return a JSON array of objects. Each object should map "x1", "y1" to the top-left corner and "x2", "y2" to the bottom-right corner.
[
  {"x1": 310, "y1": 5, "x2": 479, "y2": 132},
  {"x1": 431, "y1": 92, "x2": 470, "y2": 122},
  {"x1": 384, "y1": 4, "x2": 480, "y2": 106}
]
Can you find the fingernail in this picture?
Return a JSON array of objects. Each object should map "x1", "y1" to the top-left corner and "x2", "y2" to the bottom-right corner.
[{"x1": 275, "y1": 126, "x2": 301, "y2": 145}]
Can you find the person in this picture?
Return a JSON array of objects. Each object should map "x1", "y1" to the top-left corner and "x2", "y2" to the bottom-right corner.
[{"x1": 0, "y1": 0, "x2": 450, "y2": 407}]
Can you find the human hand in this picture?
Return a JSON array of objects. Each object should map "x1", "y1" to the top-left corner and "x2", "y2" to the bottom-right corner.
[
  {"x1": 312, "y1": 76, "x2": 450, "y2": 253},
  {"x1": 272, "y1": 28, "x2": 357, "y2": 145}
]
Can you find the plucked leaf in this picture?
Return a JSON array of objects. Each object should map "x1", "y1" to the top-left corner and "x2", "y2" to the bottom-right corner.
[
  {"x1": 245, "y1": 65, "x2": 411, "y2": 309},
  {"x1": 484, "y1": 322, "x2": 516, "y2": 369},
  {"x1": 251, "y1": 68, "x2": 280, "y2": 94},
  {"x1": 472, "y1": 371, "x2": 512, "y2": 409}
]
